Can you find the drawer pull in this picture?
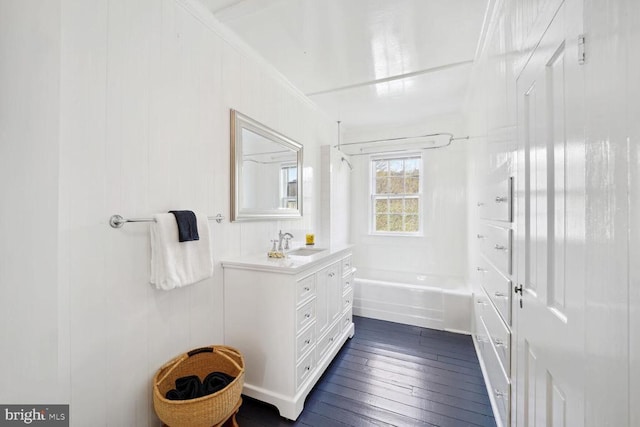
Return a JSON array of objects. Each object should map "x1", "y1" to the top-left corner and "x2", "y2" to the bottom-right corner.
[
  {"x1": 495, "y1": 389, "x2": 507, "y2": 399},
  {"x1": 346, "y1": 281, "x2": 350, "y2": 286},
  {"x1": 494, "y1": 291, "x2": 506, "y2": 298},
  {"x1": 305, "y1": 365, "x2": 311, "y2": 372},
  {"x1": 304, "y1": 339, "x2": 311, "y2": 344},
  {"x1": 476, "y1": 300, "x2": 487, "y2": 306},
  {"x1": 494, "y1": 244, "x2": 507, "y2": 251},
  {"x1": 328, "y1": 272, "x2": 335, "y2": 278},
  {"x1": 494, "y1": 338, "x2": 507, "y2": 347},
  {"x1": 329, "y1": 337, "x2": 334, "y2": 342},
  {"x1": 476, "y1": 234, "x2": 486, "y2": 239},
  {"x1": 304, "y1": 313, "x2": 311, "y2": 319},
  {"x1": 304, "y1": 286, "x2": 310, "y2": 291},
  {"x1": 476, "y1": 267, "x2": 487, "y2": 273},
  {"x1": 346, "y1": 300, "x2": 351, "y2": 304},
  {"x1": 345, "y1": 263, "x2": 350, "y2": 268},
  {"x1": 495, "y1": 196, "x2": 508, "y2": 203},
  {"x1": 477, "y1": 202, "x2": 485, "y2": 207}
]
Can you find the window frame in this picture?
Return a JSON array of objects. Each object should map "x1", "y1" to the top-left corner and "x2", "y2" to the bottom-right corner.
[
  {"x1": 369, "y1": 152, "x2": 424, "y2": 237},
  {"x1": 280, "y1": 163, "x2": 298, "y2": 209}
]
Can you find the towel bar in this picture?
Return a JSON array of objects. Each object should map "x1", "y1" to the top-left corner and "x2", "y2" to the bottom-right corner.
[{"x1": 109, "y1": 213, "x2": 225, "y2": 228}]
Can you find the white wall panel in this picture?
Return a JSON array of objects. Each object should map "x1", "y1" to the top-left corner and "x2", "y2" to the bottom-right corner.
[
  {"x1": 627, "y1": 0, "x2": 640, "y2": 424},
  {"x1": 583, "y1": 0, "x2": 630, "y2": 424},
  {"x1": 349, "y1": 130, "x2": 468, "y2": 283},
  {"x1": 55, "y1": 0, "x2": 336, "y2": 424},
  {"x1": 0, "y1": 0, "x2": 65, "y2": 404}
]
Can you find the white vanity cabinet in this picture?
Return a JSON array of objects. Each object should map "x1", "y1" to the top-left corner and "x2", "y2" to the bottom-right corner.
[{"x1": 222, "y1": 247, "x2": 355, "y2": 420}]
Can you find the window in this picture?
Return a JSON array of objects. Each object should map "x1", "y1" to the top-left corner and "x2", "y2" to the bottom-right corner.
[
  {"x1": 280, "y1": 164, "x2": 298, "y2": 209},
  {"x1": 371, "y1": 154, "x2": 422, "y2": 234}
]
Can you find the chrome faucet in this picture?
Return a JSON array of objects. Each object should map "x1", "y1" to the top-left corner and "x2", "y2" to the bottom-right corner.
[{"x1": 278, "y1": 230, "x2": 294, "y2": 252}]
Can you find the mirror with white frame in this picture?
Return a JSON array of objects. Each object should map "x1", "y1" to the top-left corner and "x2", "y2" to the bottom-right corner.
[{"x1": 230, "y1": 110, "x2": 303, "y2": 221}]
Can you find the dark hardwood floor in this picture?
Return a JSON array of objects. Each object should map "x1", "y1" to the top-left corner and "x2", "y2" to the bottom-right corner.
[{"x1": 236, "y1": 316, "x2": 496, "y2": 427}]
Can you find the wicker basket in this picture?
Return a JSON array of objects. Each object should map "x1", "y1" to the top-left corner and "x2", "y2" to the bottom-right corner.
[{"x1": 153, "y1": 345, "x2": 245, "y2": 427}]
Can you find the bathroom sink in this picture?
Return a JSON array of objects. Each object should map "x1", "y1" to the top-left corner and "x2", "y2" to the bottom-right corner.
[{"x1": 287, "y1": 247, "x2": 327, "y2": 256}]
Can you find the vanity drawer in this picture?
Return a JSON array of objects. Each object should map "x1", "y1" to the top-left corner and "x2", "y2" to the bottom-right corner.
[
  {"x1": 296, "y1": 349, "x2": 316, "y2": 390},
  {"x1": 317, "y1": 322, "x2": 341, "y2": 362},
  {"x1": 479, "y1": 224, "x2": 512, "y2": 275},
  {"x1": 341, "y1": 256, "x2": 353, "y2": 275},
  {"x1": 342, "y1": 270, "x2": 354, "y2": 293},
  {"x1": 480, "y1": 291, "x2": 511, "y2": 375},
  {"x1": 296, "y1": 299, "x2": 316, "y2": 332},
  {"x1": 343, "y1": 288, "x2": 353, "y2": 312},
  {"x1": 480, "y1": 257, "x2": 512, "y2": 326},
  {"x1": 296, "y1": 275, "x2": 316, "y2": 305},
  {"x1": 296, "y1": 322, "x2": 315, "y2": 361},
  {"x1": 478, "y1": 317, "x2": 510, "y2": 427}
]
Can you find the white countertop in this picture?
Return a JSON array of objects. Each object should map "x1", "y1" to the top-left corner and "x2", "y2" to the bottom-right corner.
[{"x1": 220, "y1": 244, "x2": 353, "y2": 274}]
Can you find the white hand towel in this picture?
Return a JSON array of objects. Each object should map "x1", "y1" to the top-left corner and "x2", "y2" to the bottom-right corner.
[{"x1": 150, "y1": 212, "x2": 213, "y2": 290}]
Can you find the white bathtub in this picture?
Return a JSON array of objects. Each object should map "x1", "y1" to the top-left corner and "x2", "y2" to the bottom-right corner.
[{"x1": 353, "y1": 268, "x2": 472, "y2": 333}]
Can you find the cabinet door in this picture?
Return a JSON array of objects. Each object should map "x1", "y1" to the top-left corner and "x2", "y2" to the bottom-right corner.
[
  {"x1": 328, "y1": 265, "x2": 342, "y2": 326},
  {"x1": 316, "y1": 262, "x2": 340, "y2": 336}
]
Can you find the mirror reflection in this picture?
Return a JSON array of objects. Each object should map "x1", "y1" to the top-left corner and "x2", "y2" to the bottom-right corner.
[{"x1": 231, "y1": 110, "x2": 303, "y2": 221}]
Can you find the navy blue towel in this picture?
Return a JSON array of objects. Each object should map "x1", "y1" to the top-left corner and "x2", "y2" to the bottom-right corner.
[
  {"x1": 165, "y1": 372, "x2": 235, "y2": 400},
  {"x1": 201, "y1": 371, "x2": 235, "y2": 396},
  {"x1": 169, "y1": 210, "x2": 199, "y2": 242},
  {"x1": 165, "y1": 375, "x2": 201, "y2": 400}
]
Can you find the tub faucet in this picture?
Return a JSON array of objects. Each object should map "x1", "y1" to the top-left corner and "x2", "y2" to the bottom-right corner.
[{"x1": 278, "y1": 230, "x2": 294, "y2": 252}]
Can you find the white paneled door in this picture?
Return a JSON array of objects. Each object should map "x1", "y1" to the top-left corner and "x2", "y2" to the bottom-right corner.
[{"x1": 514, "y1": 0, "x2": 585, "y2": 426}]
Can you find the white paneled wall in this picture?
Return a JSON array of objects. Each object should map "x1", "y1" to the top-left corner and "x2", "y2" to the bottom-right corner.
[
  {"x1": 630, "y1": 0, "x2": 640, "y2": 423},
  {"x1": 2, "y1": 0, "x2": 334, "y2": 425},
  {"x1": 0, "y1": 0, "x2": 66, "y2": 405},
  {"x1": 347, "y1": 121, "x2": 469, "y2": 282},
  {"x1": 320, "y1": 145, "x2": 351, "y2": 246}
]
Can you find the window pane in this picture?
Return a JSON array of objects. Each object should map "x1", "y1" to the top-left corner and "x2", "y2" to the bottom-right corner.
[
  {"x1": 389, "y1": 160, "x2": 403, "y2": 175},
  {"x1": 389, "y1": 214, "x2": 403, "y2": 231},
  {"x1": 375, "y1": 215, "x2": 388, "y2": 231},
  {"x1": 375, "y1": 160, "x2": 388, "y2": 176},
  {"x1": 389, "y1": 198, "x2": 403, "y2": 213},
  {"x1": 405, "y1": 177, "x2": 419, "y2": 193},
  {"x1": 376, "y1": 177, "x2": 388, "y2": 193},
  {"x1": 375, "y1": 198, "x2": 389, "y2": 214},
  {"x1": 405, "y1": 158, "x2": 420, "y2": 176},
  {"x1": 404, "y1": 215, "x2": 419, "y2": 232},
  {"x1": 388, "y1": 177, "x2": 404, "y2": 194},
  {"x1": 405, "y1": 198, "x2": 419, "y2": 213}
]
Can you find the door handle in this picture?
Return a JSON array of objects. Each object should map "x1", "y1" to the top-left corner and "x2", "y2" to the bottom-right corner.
[{"x1": 514, "y1": 284, "x2": 523, "y2": 295}]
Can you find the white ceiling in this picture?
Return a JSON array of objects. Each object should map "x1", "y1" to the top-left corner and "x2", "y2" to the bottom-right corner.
[{"x1": 203, "y1": 0, "x2": 488, "y2": 133}]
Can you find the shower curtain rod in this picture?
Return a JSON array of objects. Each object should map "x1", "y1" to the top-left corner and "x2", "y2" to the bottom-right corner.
[
  {"x1": 334, "y1": 132, "x2": 455, "y2": 148},
  {"x1": 333, "y1": 133, "x2": 469, "y2": 157}
]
